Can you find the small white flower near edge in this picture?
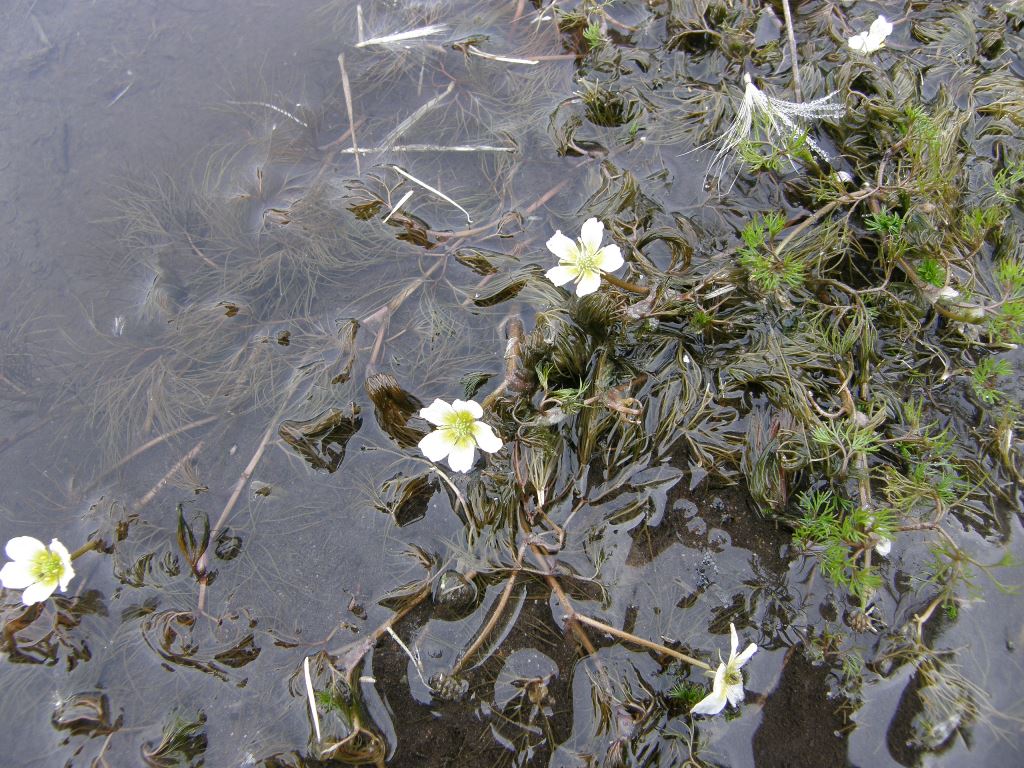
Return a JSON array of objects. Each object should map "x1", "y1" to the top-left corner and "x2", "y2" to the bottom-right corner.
[
  {"x1": 418, "y1": 398, "x2": 503, "y2": 473},
  {"x1": 545, "y1": 218, "x2": 624, "y2": 297},
  {"x1": 848, "y1": 15, "x2": 894, "y2": 54},
  {"x1": 691, "y1": 623, "x2": 758, "y2": 716},
  {"x1": 0, "y1": 536, "x2": 75, "y2": 606}
]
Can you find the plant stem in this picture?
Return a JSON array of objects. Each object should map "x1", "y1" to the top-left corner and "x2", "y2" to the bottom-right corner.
[
  {"x1": 573, "y1": 613, "x2": 711, "y2": 669},
  {"x1": 524, "y1": 526, "x2": 709, "y2": 669},
  {"x1": 451, "y1": 573, "x2": 519, "y2": 674},
  {"x1": 603, "y1": 272, "x2": 650, "y2": 295},
  {"x1": 780, "y1": 0, "x2": 803, "y2": 101},
  {"x1": 95, "y1": 415, "x2": 217, "y2": 485},
  {"x1": 69, "y1": 538, "x2": 103, "y2": 561},
  {"x1": 135, "y1": 440, "x2": 207, "y2": 513}
]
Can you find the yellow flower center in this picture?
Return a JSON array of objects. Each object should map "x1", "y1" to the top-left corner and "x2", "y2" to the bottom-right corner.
[
  {"x1": 445, "y1": 411, "x2": 476, "y2": 445},
  {"x1": 31, "y1": 549, "x2": 64, "y2": 585},
  {"x1": 725, "y1": 667, "x2": 742, "y2": 687},
  {"x1": 574, "y1": 243, "x2": 600, "y2": 273}
]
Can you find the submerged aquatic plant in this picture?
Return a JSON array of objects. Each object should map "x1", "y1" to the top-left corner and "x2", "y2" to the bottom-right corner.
[
  {"x1": 691, "y1": 623, "x2": 758, "y2": 716},
  {"x1": 418, "y1": 398, "x2": 502, "y2": 472},
  {"x1": 848, "y1": 15, "x2": 894, "y2": 54},
  {"x1": 0, "y1": 536, "x2": 75, "y2": 605},
  {"x1": 545, "y1": 218, "x2": 625, "y2": 296},
  {"x1": 704, "y1": 74, "x2": 844, "y2": 189}
]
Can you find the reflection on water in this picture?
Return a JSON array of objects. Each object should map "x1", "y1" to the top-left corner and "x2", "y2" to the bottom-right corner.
[{"x1": 1, "y1": 1, "x2": 1023, "y2": 766}]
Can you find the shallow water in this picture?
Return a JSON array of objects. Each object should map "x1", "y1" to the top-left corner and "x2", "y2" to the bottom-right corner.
[{"x1": 1, "y1": 1, "x2": 1023, "y2": 766}]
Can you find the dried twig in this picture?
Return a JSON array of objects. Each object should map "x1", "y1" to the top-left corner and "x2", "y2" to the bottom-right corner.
[
  {"x1": 466, "y1": 45, "x2": 538, "y2": 65},
  {"x1": 339, "y1": 143, "x2": 516, "y2": 155},
  {"x1": 381, "y1": 81, "x2": 455, "y2": 150},
  {"x1": 337, "y1": 54, "x2": 361, "y2": 174},
  {"x1": 355, "y1": 25, "x2": 447, "y2": 48},
  {"x1": 303, "y1": 656, "x2": 322, "y2": 743},
  {"x1": 97, "y1": 415, "x2": 217, "y2": 483},
  {"x1": 452, "y1": 573, "x2": 520, "y2": 674},
  {"x1": 780, "y1": 0, "x2": 803, "y2": 101},
  {"x1": 382, "y1": 190, "x2": 413, "y2": 223},
  {"x1": 134, "y1": 441, "x2": 206, "y2": 513},
  {"x1": 389, "y1": 165, "x2": 472, "y2": 223},
  {"x1": 226, "y1": 100, "x2": 309, "y2": 129}
]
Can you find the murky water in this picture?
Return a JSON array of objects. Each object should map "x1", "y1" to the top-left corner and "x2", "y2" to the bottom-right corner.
[{"x1": 1, "y1": 1, "x2": 1023, "y2": 766}]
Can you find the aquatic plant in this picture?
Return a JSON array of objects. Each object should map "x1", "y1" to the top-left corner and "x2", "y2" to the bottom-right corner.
[
  {"x1": 418, "y1": 398, "x2": 503, "y2": 472},
  {"x1": 0, "y1": 536, "x2": 74, "y2": 605},
  {"x1": 690, "y1": 623, "x2": 758, "y2": 716},
  {"x1": 6, "y1": 0, "x2": 1024, "y2": 765},
  {"x1": 701, "y1": 73, "x2": 844, "y2": 189},
  {"x1": 545, "y1": 217, "x2": 625, "y2": 296}
]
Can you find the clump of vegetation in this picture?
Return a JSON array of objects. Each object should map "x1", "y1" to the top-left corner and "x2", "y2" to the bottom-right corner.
[{"x1": 7, "y1": 1, "x2": 1024, "y2": 766}]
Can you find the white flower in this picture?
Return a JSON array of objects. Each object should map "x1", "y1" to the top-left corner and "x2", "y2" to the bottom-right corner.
[
  {"x1": 418, "y1": 399, "x2": 503, "y2": 473},
  {"x1": 691, "y1": 623, "x2": 758, "y2": 716},
  {"x1": 0, "y1": 536, "x2": 75, "y2": 606},
  {"x1": 848, "y1": 15, "x2": 894, "y2": 54},
  {"x1": 866, "y1": 513, "x2": 892, "y2": 556},
  {"x1": 545, "y1": 218, "x2": 624, "y2": 297},
  {"x1": 704, "y1": 74, "x2": 844, "y2": 191}
]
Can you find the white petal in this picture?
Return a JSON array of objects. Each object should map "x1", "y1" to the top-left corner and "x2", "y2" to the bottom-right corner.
[
  {"x1": 59, "y1": 563, "x2": 76, "y2": 592},
  {"x1": 51, "y1": 540, "x2": 75, "y2": 592},
  {"x1": 725, "y1": 681, "x2": 745, "y2": 707},
  {"x1": 546, "y1": 231, "x2": 577, "y2": 261},
  {"x1": 690, "y1": 687, "x2": 728, "y2": 715},
  {"x1": 729, "y1": 623, "x2": 739, "y2": 660},
  {"x1": 5, "y1": 536, "x2": 45, "y2": 563},
  {"x1": 418, "y1": 428, "x2": 455, "y2": 462},
  {"x1": 420, "y1": 399, "x2": 456, "y2": 426},
  {"x1": 452, "y1": 399, "x2": 483, "y2": 419},
  {"x1": 575, "y1": 270, "x2": 602, "y2": 296},
  {"x1": 691, "y1": 664, "x2": 728, "y2": 715},
  {"x1": 734, "y1": 642, "x2": 758, "y2": 668},
  {"x1": 864, "y1": 35, "x2": 886, "y2": 52},
  {"x1": 580, "y1": 218, "x2": 604, "y2": 251},
  {"x1": 875, "y1": 537, "x2": 892, "y2": 557},
  {"x1": 546, "y1": 265, "x2": 578, "y2": 287},
  {"x1": 0, "y1": 560, "x2": 36, "y2": 590},
  {"x1": 472, "y1": 422, "x2": 503, "y2": 453},
  {"x1": 597, "y1": 244, "x2": 624, "y2": 273},
  {"x1": 21, "y1": 579, "x2": 57, "y2": 606},
  {"x1": 848, "y1": 32, "x2": 870, "y2": 53},
  {"x1": 446, "y1": 440, "x2": 476, "y2": 473},
  {"x1": 870, "y1": 15, "x2": 893, "y2": 40}
]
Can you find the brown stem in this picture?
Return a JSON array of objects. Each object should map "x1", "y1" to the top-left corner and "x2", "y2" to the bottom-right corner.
[
  {"x1": 96, "y1": 415, "x2": 217, "y2": 484},
  {"x1": 69, "y1": 538, "x2": 103, "y2": 561},
  {"x1": 328, "y1": 584, "x2": 432, "y2": 659},
  {"x1": 894, "y1": 255, "x2": 987, "y2": 323},
  {"x1": 197, "y1": 421, "x2": 277, "y2": 613},
  {"x1": 135, "y1": 440, "x2": 206, "y2": 512},
  {"x1": 573, "y1": 613, "x2": 710, "y2": 669},
  {"x1": 780, "y1": 0, "x2": 803, "y2": 101},
  {"x1": 913, "y1": 593, "x2": 945, "y2": 641},
  {"x1": 451, "y1": 573, "x2": 519, "y2": 674},
  {"x1": 428, "y1": 176, "x2": 572, "y2": 240},
  {"x1": 603, "y1": 272, "x2": 649, "y2": 296},
  {"x1": 525, "y1": 526, "x2": 707, "y2": 669}
]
